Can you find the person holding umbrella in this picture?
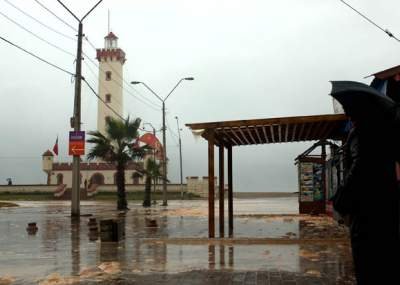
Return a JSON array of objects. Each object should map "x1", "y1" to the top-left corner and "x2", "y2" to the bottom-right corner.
[{"x1": 330, "y1": 81, "x2": 399, "y2": 284}]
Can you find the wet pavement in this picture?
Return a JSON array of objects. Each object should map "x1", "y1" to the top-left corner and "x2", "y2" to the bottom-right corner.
[{"x1": 0, "y1": 198, "x2": 355, "y2": 284}]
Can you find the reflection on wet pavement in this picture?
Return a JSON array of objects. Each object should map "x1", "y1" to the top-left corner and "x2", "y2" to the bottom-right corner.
[{"x1": 0, "y1": 199, "x2": 355, "y2": 284}]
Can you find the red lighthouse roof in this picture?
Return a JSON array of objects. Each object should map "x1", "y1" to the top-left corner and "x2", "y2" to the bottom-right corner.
[{"x1": 104, "y1": 32, "x2": 118, "y2": 40}]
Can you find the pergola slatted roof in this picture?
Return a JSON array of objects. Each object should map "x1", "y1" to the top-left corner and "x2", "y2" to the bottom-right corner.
[{"x1": 186, "y1": 114, "x2": 348, "y2": 146}]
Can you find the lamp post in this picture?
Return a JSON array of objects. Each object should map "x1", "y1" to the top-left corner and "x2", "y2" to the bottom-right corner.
[
  {"x1": 131, "y1": 77, "x2": 194, "y2": 206},
  {"x1": 175, "y1": 116, "x2": 184, "y2": 200},
  {"x1": 143, "y1": 122, "x2": 158, "y2": 204}
]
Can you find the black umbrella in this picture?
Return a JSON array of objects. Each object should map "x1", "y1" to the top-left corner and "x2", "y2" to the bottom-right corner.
[{"x1": 330, "y1": 81, "x2": 397, "y2": 122}]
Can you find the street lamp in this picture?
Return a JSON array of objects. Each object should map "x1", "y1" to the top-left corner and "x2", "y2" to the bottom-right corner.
[
  {"x1": 175, "y1": 116, "x2": 184, "y2": 200},
  {"x1": 143, "y1": 122, "x2": 158, "y2": 204},
  {"x1": 131, "y1": 77, "x2": 194, "y2": 206}
]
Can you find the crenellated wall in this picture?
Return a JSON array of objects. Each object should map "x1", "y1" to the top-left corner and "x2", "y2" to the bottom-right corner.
[{"x1": 186, "y1": 176, "x2": 218, "y2": 198}]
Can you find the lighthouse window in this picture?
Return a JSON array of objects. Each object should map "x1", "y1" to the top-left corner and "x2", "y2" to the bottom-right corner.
[
  {"x1": 105, "y1": 94, "x2": 111, "y2": 103},
  {"x1": 105, "y1": 71, "x2": 112, "y2": 81}
]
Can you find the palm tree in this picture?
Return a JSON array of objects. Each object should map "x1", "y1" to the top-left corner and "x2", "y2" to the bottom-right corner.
[
  {"x1": 87, "y1": 117, "x2": 146, "y2": 210},
  {"x1": 143, "y1": 158, "x2": 162, "y2": 207}
]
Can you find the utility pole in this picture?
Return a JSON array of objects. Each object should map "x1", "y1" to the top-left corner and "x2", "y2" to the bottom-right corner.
[
  {"x1": 175, "y1": 116, "x2": 183, "y2": 199},
  {"x1": 57, "y1": 0, "x2": 103, "y2": 217},
  {"x1": 71, "y1": 22, "x2": 83, "y2": 217},
  {"x1": 161, "y1": 102, "x2": 167, "y2": 205}
]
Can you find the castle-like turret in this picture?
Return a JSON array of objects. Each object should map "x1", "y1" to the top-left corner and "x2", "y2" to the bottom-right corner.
[{"x1": 42, "y1": 150, "x2": 54, "y2": 185}]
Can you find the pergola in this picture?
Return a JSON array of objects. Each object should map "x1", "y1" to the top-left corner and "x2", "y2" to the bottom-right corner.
[{"x1": 186, "y1": 114, "x2": 348, "y2": 238}]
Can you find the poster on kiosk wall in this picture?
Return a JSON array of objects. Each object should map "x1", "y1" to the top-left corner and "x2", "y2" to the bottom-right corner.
[{"x1": 299, "y1": 162, "x2": 324, "y2": 202}]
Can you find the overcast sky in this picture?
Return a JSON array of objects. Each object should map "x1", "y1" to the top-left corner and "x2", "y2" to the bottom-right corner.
[{"x1": 1, "y1": 0, "x2": 399, "y2": 191}]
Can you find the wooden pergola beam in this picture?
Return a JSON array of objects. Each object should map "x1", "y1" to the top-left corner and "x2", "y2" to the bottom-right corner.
[
  {"x1": 227, "y1": 145, "x2": 233, "y2": 237},
  {"x1": 284, "y1": 124, "x2": 289, "y2": 142},
  {"x1": 221, "y1": 129, "x2": 239, "y2": 146},
  {"x1": 270, "y1": 125, "x2": 276, "y2": 143},
  {"x1": 186, "y1": 114, "x2": 347, "y2": 130},
  {"x1": 219, "y1": 146, "x2": 225, "y2": 238},
  {"x1": 262, "y1": 126, "x2": 269, "y2": 143},
  {"x1": 246, "y1": 127, "x2": 257, "y2": 144},
  {"x1": 230, "y1": 128, "x2": 245, "y2": 145},
  {"x1": 238, "y1": 128, "x2": 251, "y2": 144},
  {"x1": 208, "y1": 132, "x2": 215, "y2": 238},
  {"x1": 254, "y1": 126, "x2": 263, "y2": 143}
]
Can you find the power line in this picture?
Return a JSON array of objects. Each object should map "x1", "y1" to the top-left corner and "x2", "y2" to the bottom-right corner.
[
  {"x1": 82, "y1": 59, "x2": 125, "y2": 111},
  {"x1": 82, "y1": 47, "x2": 162, "y2": 111},
  {"x1": 165, "y1": 116, "x2": 179, "y2": 146},
  {"x1": 24, "y1": 0, "x2": 157, "y2": 129},
  {"x1": 83, "y1": 77, "x2": 147, "y2": 132},
  {"x1": 84, "y1": 47, "x2": 162, "y2": 109},
  {"x1": 83, "y1": 62, "x2": 146, "y2": 131},
  {"x1": 82, "y1": 77, "x2": 125, "y2": 121},
  {"x1": 2, "y1": 0, "x2": 76, "y2": 41},
  {"x1": 339, "y1": 0, "x2": 400, "y2": 42},
  {"x1": 0, "y1": 35, "x2": 75, "y2": 76},
  {"x1": 0, "y1": 10, "x2": 75, "y2": 57},
  {"x1": 26, "y1": 0, "x2": 162, "y2": 111},
  {"x1": 33, "y1": 0, "x2": 77, "y2": 32},
  {"x1": 83, "y1": 38, "x2": 162, "y2": 109}
]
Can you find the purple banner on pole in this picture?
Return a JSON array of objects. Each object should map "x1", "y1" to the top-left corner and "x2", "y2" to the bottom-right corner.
[{"x1": 69, "y1": 131, "x2": 85, "y2": 141}]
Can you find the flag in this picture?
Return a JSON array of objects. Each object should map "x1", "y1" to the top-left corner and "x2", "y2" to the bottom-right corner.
[
  {"x1": 138, "y1": 133, "x2": 158, "y2": 148},
  {"x1": 154, "y1": 140, "x2": 164, "y2": 160},
  {"x1": 138, "y1": 133, "x2": 164, "y2": 160},
  {"x1": 52, "y1": 136, "x2": 59, "y2": 156},
  {"x1": 132, "y1": 138, "x2": 140, "y2": 149}
]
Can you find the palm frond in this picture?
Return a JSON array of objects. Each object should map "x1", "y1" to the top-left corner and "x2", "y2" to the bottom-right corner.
[
  {"x1": 106, "y1": 118, "x2": 126, "y2": 141},
  {"x1": 125, "y1": 117, "x2": 141, "y2": 140}
]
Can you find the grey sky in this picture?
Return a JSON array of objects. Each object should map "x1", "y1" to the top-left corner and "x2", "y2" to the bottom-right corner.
[{"x1": 1, "y1": 0, "x2": 399, "y2": 191}]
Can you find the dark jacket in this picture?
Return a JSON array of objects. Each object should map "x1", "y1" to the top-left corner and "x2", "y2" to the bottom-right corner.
[{"x1": 342, "y1": 125, "x2": 399, "y2": 241}]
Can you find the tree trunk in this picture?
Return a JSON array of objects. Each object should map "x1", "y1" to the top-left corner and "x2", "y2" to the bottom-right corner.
[
  {"x1": 143, "y1": 175, "x2": 151, "y2": 207},
  {"x1": 116, "y1": 162, "x2": 128, "y2": 210}
]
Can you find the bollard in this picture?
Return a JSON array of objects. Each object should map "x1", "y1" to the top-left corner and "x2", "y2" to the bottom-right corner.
[
  {"x1": 88, "y1": 218, "x2": 98, "y2": 231},
  {"x1": 87, "y1": 218, "x2": 99, "y2": 241},
  {"x1": 145, "y1": 218, "x2": 158, "y2": 228},
  {"x1": 26, "y1": 222, "x2": 38, "y2": 235},
  {"x1": 99, "y1": 219, "x2": 124, "y2": 242}
]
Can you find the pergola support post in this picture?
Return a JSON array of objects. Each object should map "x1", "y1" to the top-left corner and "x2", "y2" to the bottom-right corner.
[
  {"x1": 227, "y1": 145, "x2": 233, "y2": 237},
  {"x1": 219, "y1": 145, "x2": 225, "y2": 238},
  {"x1": 208, "y1": 132, "x2": 215, "y2": 238},
  {"x1": 321, "y1": 142, "x2": 327, "y2": 212}
]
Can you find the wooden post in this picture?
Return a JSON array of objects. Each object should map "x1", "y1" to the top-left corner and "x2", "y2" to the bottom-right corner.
[
  {"x1": 228, "y1": 246, "x2": 234, "y2": 267},
  {"x1": 220, "y1": 245, "x2": 225, "y2": 268},
  {"x1": 321, "y1": 142, "x2": 327, "y2": 213},
  {"x1": 227, "y1": 145, "x2": 233, "y2": 237},
  {"x1": 219, "y1": 145, "x2": 225, "y2": 238},
  {"x1": 208, "y1": 245, "x2": 216, "y2": 270},
  {"x1": 208, "y1": 132, "x2": 215, "y2": 238}
]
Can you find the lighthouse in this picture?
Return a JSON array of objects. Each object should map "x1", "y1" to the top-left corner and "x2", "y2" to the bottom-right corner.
[{"x1": 96, "y1": 32, "x2": 126, "y2": 135}]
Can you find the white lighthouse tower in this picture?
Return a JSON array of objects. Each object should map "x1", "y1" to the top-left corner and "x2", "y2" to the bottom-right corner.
[{"x1": 96, "y1": 32, "x2": 126, "y2": 134}]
